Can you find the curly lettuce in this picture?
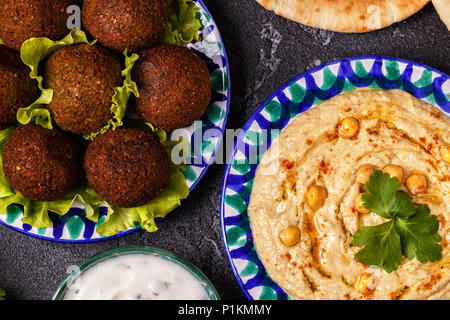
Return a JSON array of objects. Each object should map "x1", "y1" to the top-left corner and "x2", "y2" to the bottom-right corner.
[
  {"x1": 83, "y1": 49, "x2": 139, "y2": 141},
  {"x1": 0, "y1": 288, "x2": 5, "y2": 300},
  {"x1": 17, "y1": 29, "x2": 139, "y2": 139},
  {"x1": 161, "y1": 0, "x2": 202, "y2": 46}
]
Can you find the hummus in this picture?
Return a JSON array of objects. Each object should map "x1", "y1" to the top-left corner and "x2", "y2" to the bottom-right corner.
[{"x1": 248, "y1": 89, "x2": 449, "y2": 300}]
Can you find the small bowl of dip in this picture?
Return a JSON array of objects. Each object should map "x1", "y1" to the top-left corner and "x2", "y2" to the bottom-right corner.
[{"x1": 53, "y1": 245, "x2": 220, "y2": 300}]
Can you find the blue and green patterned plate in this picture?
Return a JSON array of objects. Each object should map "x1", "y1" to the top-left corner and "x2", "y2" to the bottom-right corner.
[
  {"x1": 220, "y1": 56, "x2": 450, "y2": 300},
  {"x1": 0, "y1": 0, "x2": 230, "y2": 243}
]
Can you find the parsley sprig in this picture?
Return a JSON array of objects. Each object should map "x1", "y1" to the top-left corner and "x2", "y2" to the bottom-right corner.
[{"x1": 352, "y1": 170, "x2": 442, "y2": 272}]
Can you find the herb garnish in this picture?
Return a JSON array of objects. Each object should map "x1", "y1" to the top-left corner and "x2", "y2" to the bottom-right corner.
[{"x1": 352, "y1": 170, "x2": 442, "y2": 272}]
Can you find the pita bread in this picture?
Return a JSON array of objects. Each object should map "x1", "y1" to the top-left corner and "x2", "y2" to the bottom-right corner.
[
  {"x1": 432, "y1": 0, "x2": 450, "y2": 30},
  {"x1": 256, "y1": 0, "x2": 430, "y2": 33}
]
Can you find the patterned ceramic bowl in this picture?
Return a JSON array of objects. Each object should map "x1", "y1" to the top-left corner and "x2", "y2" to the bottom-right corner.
[
  {"x1": 0, "y1": 0, "x2": 230, "y2": 242},
  {"x1": 220, "y1": 56, "x2": 450, "y2": 300},
  {"x1": 52, "y1": 245, "x2": 220, "y2": 300}
]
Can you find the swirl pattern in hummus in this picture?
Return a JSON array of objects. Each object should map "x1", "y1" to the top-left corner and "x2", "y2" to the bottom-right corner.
[{"x1": 248, "y1": 89, "x2": 449, "y2": 300}]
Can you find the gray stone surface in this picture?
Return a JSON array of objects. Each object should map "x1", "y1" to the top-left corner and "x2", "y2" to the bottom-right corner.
[{"x1": 0, "y1": 0, "x2": 449, "y2": 300}]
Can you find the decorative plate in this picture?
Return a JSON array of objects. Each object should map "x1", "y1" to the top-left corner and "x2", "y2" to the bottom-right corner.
[
  {"x1": 0, "y1": 0, "x2": 230, "y2": 243},
  {"x1": 220, "y1": 56, "x2": 450, "y2": 300}
]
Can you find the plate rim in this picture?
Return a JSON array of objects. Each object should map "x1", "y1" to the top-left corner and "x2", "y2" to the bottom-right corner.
[
  {"x1": 185, "y1": 0, "x2": 232, "y2": 193},
  {"x1": 0, "y1": 0, "x2": 231, "y2": 243},
  {"x1": 220, "y1": 55, "x2": 450, "y2": 300}
]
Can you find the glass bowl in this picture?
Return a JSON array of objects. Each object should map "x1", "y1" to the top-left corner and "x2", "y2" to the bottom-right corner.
[{"x1": 52, "y1": 245, "x2": 220, "y2": 300}]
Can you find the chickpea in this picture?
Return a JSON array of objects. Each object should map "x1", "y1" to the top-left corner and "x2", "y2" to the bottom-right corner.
[
  {"x1": 441, "y1": 146, "x2": 450, "y2": 164},
  {"x1": 356, "y1": 273, "x2": 376, "y2": 295},
  {"x1": 360, "y1": 184, "x2": 368, "y2": 193},
  {"x1": 307, "y1": 186, "x2": 327, "y2": 210},
  {"x1": 279, "y1": 226, "x2": 301, "y2": 247},
  {"x1": 356, "y1": 164, "x2": 375, "y2": 184},
  {"x1": 355, "y1": 193, "x2": 370, "y2": 214},
  {"x1": 339, "y1": 117, "x2": 360, "y2": 138},
  {"x1": 383, "y1": 164, "x2": 404, "y2": 183},
  {"x1": 406, "y1": 174, "x2": 428, "y2": 195}
]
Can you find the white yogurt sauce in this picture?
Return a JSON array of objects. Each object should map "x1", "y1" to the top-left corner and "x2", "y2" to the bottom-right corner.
[{"x1": 63, "y1": 254, "x2": 211, "y2": 300}]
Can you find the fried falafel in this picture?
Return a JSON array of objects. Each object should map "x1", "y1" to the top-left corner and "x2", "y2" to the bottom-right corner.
[
  {"x1": 82, "y1": 0, "x2": 169, "y2": 53},
  {"x1": 84, "y1": 127, "x2": 170, "y2": 208},
  {"x1": 2, "y1": 124, "x2": 81, "y2": 202},
  {"x1": 132, "y1": 44, "x2": 211, "y2": 131},
  {"x1": 0, "y1": 0, "x2": 77, "y2": 52},
  {"x1": 0, "y1": 46, "x2": 38, "y2": 130},
  {"x1": 44, "y1": 44, "x2": 122, "y2": 135}
]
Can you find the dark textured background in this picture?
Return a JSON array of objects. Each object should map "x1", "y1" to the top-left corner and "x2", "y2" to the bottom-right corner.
[{"x1": 0, "y1": 0, "x2": 449, "y2": 300}]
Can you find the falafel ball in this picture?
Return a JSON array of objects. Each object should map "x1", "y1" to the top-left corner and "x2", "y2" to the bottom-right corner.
[
  {"x1": 2, "y1": 124, "x2": 81, "y2": 202},
  {"x1": 82, "y1": 0, "x2": 169, "y2": 53},
  {"x1": 84, "y1": 127, "x2": 170, "y2": 208},
  {"x1": 44, "y1": 44, "x2": 122, "y2": 135},
  {"x1": 132, "y1": 44, "x2": 211, "y2": 131},
  {"x1": 0, "y1": 46, "x2": 38, "y2": 130},
  {"x1": 0, "y1": 0, "x2": 78, "y2": 52}
]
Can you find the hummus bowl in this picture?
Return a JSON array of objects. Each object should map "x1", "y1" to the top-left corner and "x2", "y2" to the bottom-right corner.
[{"x1": 220, "y1": 56, "x2": 449, "y2": 300}]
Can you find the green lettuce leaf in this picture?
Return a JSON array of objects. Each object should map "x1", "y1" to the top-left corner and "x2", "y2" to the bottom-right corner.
[
  {"x1": 96, "y1": 123, "x2": 190, "y2": 237},
  {"x1": 17, "y1": 29, "x2": 139, "y2": 139},
  {"x1": 0, "y1": 127, "x2": 15, "y2": 198},
  {"x1": 0, "y1": 288, "x2": 5, "y2": 300},
  {"x1": 83, "y1": 49, "x2": 139, "y2": 141},
  {"x1": 161, "y1": 0, "x2": 202, "y2": 46}
]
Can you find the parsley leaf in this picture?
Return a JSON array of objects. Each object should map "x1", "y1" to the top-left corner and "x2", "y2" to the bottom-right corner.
[
  {"x1": 397, "y1": 204, "x2": 442, "y2": 263},
  {"x1": 352, "y1": 220, "x2": 403, "y2": 273},
  {"x1": 352, "y1": 171, "x2": 442, "y2": 272},
  {"x1": 362, "y1": 171, "x2": 416, "y2": 219}
]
